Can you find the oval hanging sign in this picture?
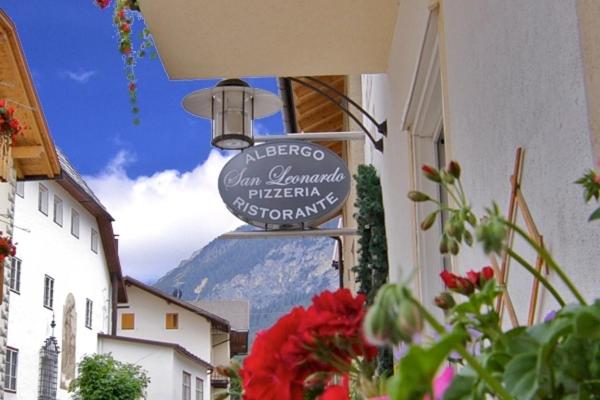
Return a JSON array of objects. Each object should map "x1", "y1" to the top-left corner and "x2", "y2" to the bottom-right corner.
[{"x1": 218, "y1": 140, "x2": 351, "y2": 229}]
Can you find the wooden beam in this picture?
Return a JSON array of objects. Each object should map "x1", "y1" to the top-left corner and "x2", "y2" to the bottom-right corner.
[{"x1": 12, "y1": 145, "x2": 44, "y2": 159}]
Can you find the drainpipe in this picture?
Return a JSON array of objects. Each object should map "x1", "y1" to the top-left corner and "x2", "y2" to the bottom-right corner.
[{"x1": 330, "y1": 236, "x2": 344, "y2": 289}]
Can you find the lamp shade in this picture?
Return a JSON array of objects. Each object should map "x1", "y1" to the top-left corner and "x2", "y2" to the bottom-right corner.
[{"x1": 183, "y1": 79, "x2": 282, "y2": 150}]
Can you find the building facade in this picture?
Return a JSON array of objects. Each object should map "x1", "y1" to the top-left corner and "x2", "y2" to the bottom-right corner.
[
  {"x1": 105, "y1": 277, "x2": 235, "y2": 400},
  {"x1": 0, "y1": 10, "x2": 61, "y2": 399},
  {"x1": 5, "y1": 150, "x2": 126, "y2": 399}
]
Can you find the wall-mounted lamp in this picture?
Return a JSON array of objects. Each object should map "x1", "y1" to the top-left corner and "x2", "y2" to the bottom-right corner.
[{"x1": 183, "y1": 78, "x2": 283, "y2": 150}]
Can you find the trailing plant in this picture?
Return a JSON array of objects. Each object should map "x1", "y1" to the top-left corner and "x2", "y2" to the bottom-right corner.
[
  {"x1": 363, "y1": 160, "x2": 599, "y2": 400},
  {"x1": 94, "y1": 0, "x2": 155, "y2": 124},
  {"x1": 352, "y1": 164, "x2": 392, "y2": 376},
  {"x1": 69, "y1": 353, "x2": 150, "y2": 400}
]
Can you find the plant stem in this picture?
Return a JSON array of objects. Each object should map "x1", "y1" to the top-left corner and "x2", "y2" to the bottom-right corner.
[
  {"x1": 502, "y1": 220, "x2": 587, "y2": 305},
  {"x1": 441, "y1": 181, "x2": 464, "y2": 208},
  {"x1": 408, "y1": 297, "x2": 514, "y2": 400},
  {"x1": 505, "y1": 248, "x2": 565, "y2": 306},
  {"x1": 456, "y1": 178, "x2": 468, "y2": 206}
]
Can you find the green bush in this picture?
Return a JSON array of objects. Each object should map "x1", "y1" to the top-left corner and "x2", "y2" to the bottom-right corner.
[{"x1": 69, "y1": 353, "x2": 150, "y2": 400}]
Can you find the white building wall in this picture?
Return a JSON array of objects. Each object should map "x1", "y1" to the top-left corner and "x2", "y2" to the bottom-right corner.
[
  {"x1": 117, "y1": 285, "x2": 213, "y2": 362},
  {"x1": 174, "y1": 351, "x2": 211, "y2": 400},
  {"x1": 442, "y1": 0, "x2": 600, "y2": 318},
  {"x1": 365, "y1": 0, "x2": 600, "y2": 321},
  {"x1": 99, "y1": 338, "x2": 176, "y2": 399},
  {"x1": 6, "y1": 180, "x2": 112, "y2": 400}
]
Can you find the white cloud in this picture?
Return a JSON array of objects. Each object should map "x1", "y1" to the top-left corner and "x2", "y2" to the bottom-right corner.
[
  {"x1": 85, "y1": 150, "x2": 242, "y2": 283},
  {"x1": 60, "y1": 69, "x2": 97, "y2": 84}
]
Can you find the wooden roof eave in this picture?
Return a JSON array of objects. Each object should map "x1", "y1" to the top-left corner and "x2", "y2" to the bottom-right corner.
[{"x1": 0, "y1": 10, "x2": 60, "y2": 179}]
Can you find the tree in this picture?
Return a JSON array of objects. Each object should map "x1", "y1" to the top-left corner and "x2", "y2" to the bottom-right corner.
[
  {"x1": 352, "y1": 165, "x2": 393, "y2": 376},
  {"x1": 69, "y1": 354, "x2": 150, "y2": 400}
]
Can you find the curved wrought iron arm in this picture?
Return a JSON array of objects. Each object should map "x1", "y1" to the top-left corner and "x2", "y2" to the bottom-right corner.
[
  {"x1": 286, "y1": 77, "x2": 384, "y2": 152},
  {"x1": 302, "y1": 76, "x2": 387, "y2": 136}
]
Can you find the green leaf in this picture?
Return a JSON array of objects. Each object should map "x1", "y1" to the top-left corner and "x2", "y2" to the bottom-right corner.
[
  {"x1": 503, "y1": 352, "x2": 539, "y2": 399},
  {"x1": 443, "y1": 373, "x2": 476, "y2": 400},
  {"x1": 589, "y1": 207, "x2": 600, "y2": 222},
  {"x1": 388, "y1": 330, "x2": 467, "y2": 400}
]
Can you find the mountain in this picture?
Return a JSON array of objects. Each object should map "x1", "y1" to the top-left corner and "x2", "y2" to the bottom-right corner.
[{"x1": 153, "y1": 225, "x2": 338, "y2": 340}]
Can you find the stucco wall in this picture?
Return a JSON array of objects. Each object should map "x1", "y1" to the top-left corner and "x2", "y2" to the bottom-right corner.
[
  {"x1": 6, "y1": 180, "x2": 112, "y2": 400},
  {"x1": 366, "y1": 0, "x2": 600, "y2": 322},
  {"x1": 117, "y1": 285, "x2": 213, "y2": 361},
  {"x1": 442, "y1": 0, "x2": 600, "y2": 318},
  {"x1": 362, "y1": 0, "x2": 431, "y2": 284}
]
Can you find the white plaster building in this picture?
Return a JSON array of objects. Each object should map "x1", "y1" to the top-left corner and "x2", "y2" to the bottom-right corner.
[
  {"x1": 101, "y1": 277, "x2": 244, "y2": 400},
  {"x1": 6, "y1": 150, "x2": 126, "y2": 400}
]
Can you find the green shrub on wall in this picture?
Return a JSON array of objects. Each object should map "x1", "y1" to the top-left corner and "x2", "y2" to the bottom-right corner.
[{"x1": 352, "y1": 164, "x2": 392, "y2": 375}]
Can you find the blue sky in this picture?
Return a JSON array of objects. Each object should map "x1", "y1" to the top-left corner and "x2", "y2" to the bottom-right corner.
[
  {"x1": 2, "y1": 1, "x2": 283, "y2": 178},
  {"x1": 2, "y1": 1, "x2": 284, "y2": 281}
]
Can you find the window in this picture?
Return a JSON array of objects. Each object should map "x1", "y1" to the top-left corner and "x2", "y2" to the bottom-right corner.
[
  {"x1": 71, "y1": 209, "x2": 79, "y2": 238},
  {"x1": 166, "y1": 313, "x2": 179, "y2": 329},
  {"x1": 4, "y1": 347, "x2": 18, "y2": 392},
  {"x1": 15, "y1": 181, "x2": 24, "y2": 198},
  {"x1": 85, "y1": 299, "x2": 93, "y2": 329},
  {"x1": 54, "y1": 195, "x2": 62, "y2": 226},
  {"x1": 38, "y1": 184, "x2": 48, "y2": 215},
  {"x1": 182, "y1": 372, "x2": 191, "y2": 400},
  {"x1": 9, "y1": 258, "x2": 21, "y2": 294},
  {"x1": 121, "y1": 313, "x2": 135, "y2": 330},
  {"x1": 195, "y1": 377, "x2": 203, "y2": 400},
  {"x1": 91, "y1": 229, "x2": 99, "y2": 253},
  {"x1": 43, "y1": 275, "x2": 54, "y2": 309}
]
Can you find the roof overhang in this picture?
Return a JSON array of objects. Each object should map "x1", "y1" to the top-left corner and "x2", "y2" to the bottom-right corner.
[
  {"x1": 137, "y1": 0, "x2": 398, "y2": 79},
  {"x1": 0, "y1": 10, "x2": 60, "y2": 179}
]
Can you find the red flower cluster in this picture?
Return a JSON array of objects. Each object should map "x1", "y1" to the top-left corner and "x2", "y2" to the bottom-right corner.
[
  {"x1": 0, "y1": 235, "x2": 16, "y2": 263},
  {"x1": 0, "y1": 100, "x2": 23, "y2": 145},
  {"x1": 240, "y1": 289, "x2": 375, "y2": 400},
  {"x1": 94, "y1": 0, "x2": 112, "y2": 9},
  {"x1": 440, "y1": 266, "x2": 493, "y2": 295}
]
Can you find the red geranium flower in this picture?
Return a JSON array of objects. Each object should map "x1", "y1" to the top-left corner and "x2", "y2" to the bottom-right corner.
[
  {"x1": 95, "y1": 0, "x2": 111, "y2": 9},
  {"x1": 440, "y1": 270, "x2": 457, "y2": 288},
  {"x1": 481, "y1": 266, "x2": 494, "y2": 281},
  {"x1": 241, "y1": 307, "x2": 308, "y2": 400},
  {"x1": 121, "y1": 23, "x2": 131, "y2": 33}
]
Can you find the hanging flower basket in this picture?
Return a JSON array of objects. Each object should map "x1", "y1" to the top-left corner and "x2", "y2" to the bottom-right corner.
[
  {"x1": 0, "y1": 100, "x2": 23, "y2": 146},
  {"x1": 0, "y1": 234, "x2": 16, "y2": 263}
]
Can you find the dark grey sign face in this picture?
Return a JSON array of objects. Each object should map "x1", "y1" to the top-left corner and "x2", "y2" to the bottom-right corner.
[{"x1": 218, "y1": 140, "x2": 351, "y2": 229}]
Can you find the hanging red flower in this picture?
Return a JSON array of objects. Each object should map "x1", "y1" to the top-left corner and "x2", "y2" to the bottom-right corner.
[
  {"x1": 0, "y1": 234, "x2": 16, "y2": 263},
  {"x1": 0, "y1": 100, "x2": 23, "y2": 145}
]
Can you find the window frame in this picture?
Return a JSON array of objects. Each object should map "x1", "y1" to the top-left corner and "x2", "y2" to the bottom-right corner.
[
  {"x1": 91, "y1": 228, "x2": 99, "y2": 254},
  {"x1": 166, "y1": 313, "x2": 179, "y2": 330},
  {"x1": 8, "y1": 257, "x2": 21, "y2": 294},
  {"x1": 85, "y1": 298, "x2": 93, "y2": 329},
  {"x1": 4, "y1": 347, "x2": 18, "y2": 392},
  {"x1": 38, "y1": 184, "x2": 49, "y2": 216},
  {"x1": 43, "y1": 275, "x2": 54, "y2": 310},
  {"x1": 15, "y1": 181, "x2": 24, "y2": 198},
  {"x1": 121, "y1": 313, "x2": 135, "y2": 330},
  {"x1": 182, "y1": 371, "x2": 191, "y2": 400},
  {"x1": 53, "y1": 195, "x2": 63, "y2": 227},
  {"x1": 71, "y1": 209, "x2": 80, "y2": 238},
  {"x1": 195, "y1": 377, "x2": 204, "y2": 400}
]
